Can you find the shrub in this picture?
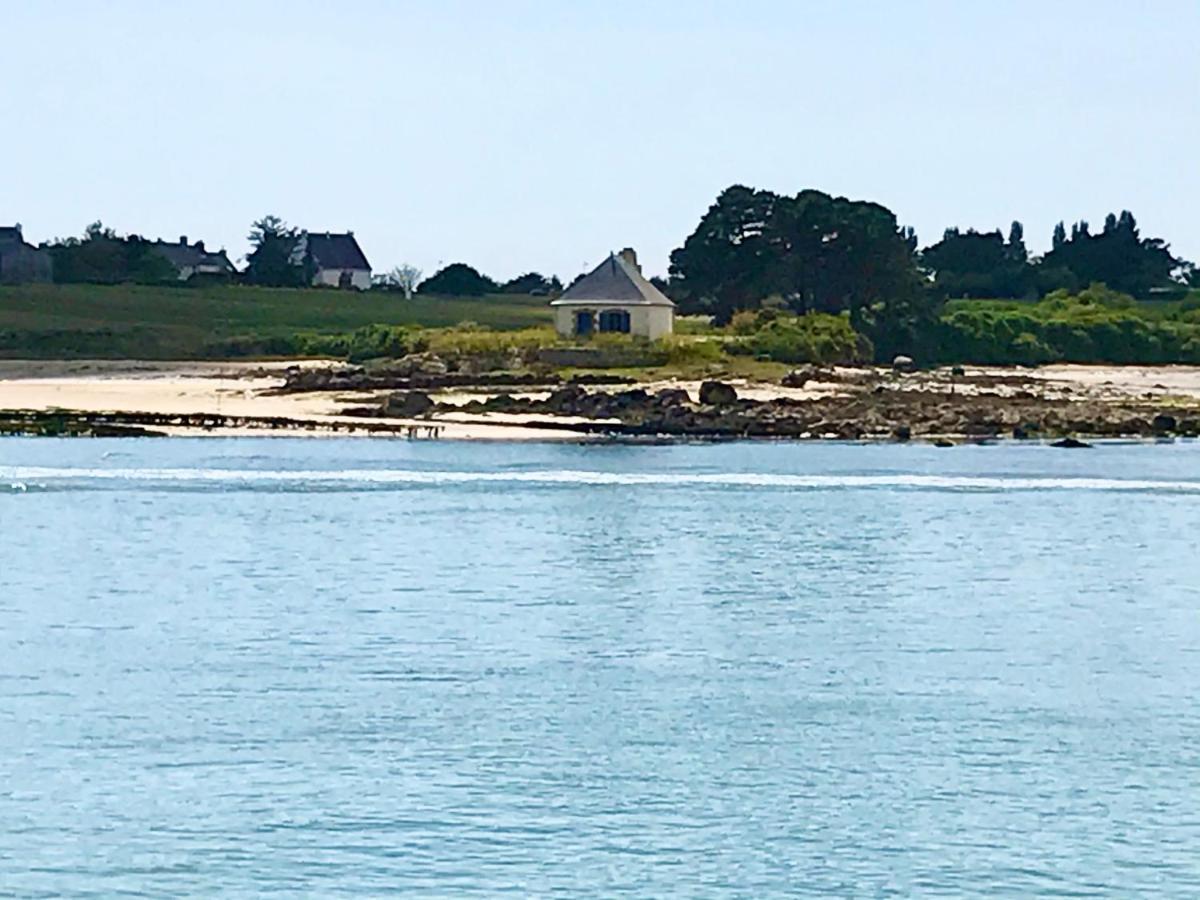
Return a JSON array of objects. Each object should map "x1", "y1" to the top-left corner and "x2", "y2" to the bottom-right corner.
[
  {"x1": 731, "y1": 313, "x2": 863, "y2": 364},
  {"x1": 658, "y1": 336, "x2": 726, "y2": 366},
  {"x1": 423, "y1": 325, "x2": 559, "y2": 358},
  {"x1": 935, "y1": 286, "x2": 1200, "y2": 364}
]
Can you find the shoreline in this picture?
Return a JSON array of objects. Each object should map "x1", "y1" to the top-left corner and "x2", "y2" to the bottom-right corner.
[{"x1": 3, "y1": 359, "x2": 1200, "y2": 443}]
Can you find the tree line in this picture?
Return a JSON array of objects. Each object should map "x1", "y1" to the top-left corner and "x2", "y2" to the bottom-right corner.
[
  {"x1": 665, "y1": 184, "x2": 1196, "y2": 357},
  {"x1": 36, "y1": 215, "x2": 565, "y2": 298}
]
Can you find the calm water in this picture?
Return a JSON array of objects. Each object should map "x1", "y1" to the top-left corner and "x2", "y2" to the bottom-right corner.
[{"x1": 2, "y1": 438, "x2": 1200, "y2": 897}]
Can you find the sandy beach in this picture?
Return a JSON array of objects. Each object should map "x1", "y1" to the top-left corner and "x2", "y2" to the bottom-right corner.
[{"x1": 4, "y1": 359, "x2": 1200, "y2": 440}]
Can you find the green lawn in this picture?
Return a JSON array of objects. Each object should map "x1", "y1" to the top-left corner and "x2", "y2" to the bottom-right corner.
[{"x1": 0, "y1": 283, "x2": 554, "y2": 358}]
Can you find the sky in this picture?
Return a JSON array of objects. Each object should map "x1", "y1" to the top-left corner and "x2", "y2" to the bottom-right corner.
[{"x1": 2, "y1": 0, "x2": 1197, "y2": 281}]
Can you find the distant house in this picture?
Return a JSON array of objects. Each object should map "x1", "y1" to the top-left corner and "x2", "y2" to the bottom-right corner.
[
  {"x1": 150, "y1": 236, "x2": 236, "y2": 282},
  {"x1": 0, "y1": 224, "x2": 53, "y2": 284},
  {"x1": 551, "y1": 248, "x2": 674, "y2": 339},
  {"x1": 295, "y1": 231, "x2": 371, "y2": 290}
]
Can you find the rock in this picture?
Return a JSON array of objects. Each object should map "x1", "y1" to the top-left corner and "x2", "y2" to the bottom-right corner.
[
  {"x1": 781, "y1": 367, "x2": 816, "y2": 388},
  {"x1": 699, "y1": 380, "x2": 738, "y2": 405},
  {"x1": 892, "y1": 355, "x2": 916, "y2": 373},
  {"x1": 654, "y1": 388, "x2": 690, "y2": 407},
  {"x1": 932, "y1": 438, "x2": 955, "y2": 447},
  {"x1": 482, "y1": 393, "x2": 520, "y2": 412},
  {"x1": 893, "y1": 425, "x2": 912, "y2": 442},
  {"x1": 950, "y1": 365, "x2": 966, "y2": 377},
  {"x1": 545, "y1": 385, "x2": 589, "y2": 414},
  {"x1": 1051, "y1": 437, "x2": 1092, "y2": 449},
  {"x1": 613, "y1": 389, "x2": 651, "y2": 409},
  {"x1": 1152, "y1": 413, "x2": 1177, "y2": 433},
  {"x1": 406, "y1": 353, "x2": 449, "y2": 376},
  {"x1": 384, "y1": 391, "x2": 434, "y2": 417}
]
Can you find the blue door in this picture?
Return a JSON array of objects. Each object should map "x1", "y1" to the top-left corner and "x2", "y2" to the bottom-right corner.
[{"x1": 575, "y1": 311, "x2": 593, "y2": 335}]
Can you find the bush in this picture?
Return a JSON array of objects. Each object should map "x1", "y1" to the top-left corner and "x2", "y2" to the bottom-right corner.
[
  {"x1": 731, "y1": 313, "x2": 864, "y2": 364},
  {"x1": 659, "y1": 336, "x2": 726, "y2": 366},
  {"x1": 423, "y1": 325, "x2": 559, "y2": 358},
  {"x1": 936, "y1": 285, "x2": 1200, "y2": 364},
  {"x1": 289, "y1": 324, "x2": 423, "y2": 361}
]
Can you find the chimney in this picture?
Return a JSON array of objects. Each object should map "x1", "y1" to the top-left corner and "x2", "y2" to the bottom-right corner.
[
  {"x1": 195, "y1": 240, "x2": 206, "y2": 252},
  {"x1": 14, "y1": 223, "x2": 22, "y2": 238},
  {"x1": 618, "y1": 247, "x2": 640, "y2": 273},
  {"x1": 179, "y1": 235, "x2": 188, "y2": 246}
]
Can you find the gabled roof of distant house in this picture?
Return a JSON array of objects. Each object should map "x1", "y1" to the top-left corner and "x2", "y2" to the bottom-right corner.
[
  {"x1": 151, "y1": 237, "x2": 235, "y2": 272},
  {"x1": 551, "y1": 249, "x2": 674, "y2": 307},
  {"x1": 305, "y1": 232, "x2": 370, "y2": 271},
  {"x1": 0, "y1": 225, "x2": 33, "y2": 248}
]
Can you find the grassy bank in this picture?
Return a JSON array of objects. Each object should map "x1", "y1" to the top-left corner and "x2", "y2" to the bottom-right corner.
[{"x1": 0, "y1": 283, "x2": 552, "y2": 359}]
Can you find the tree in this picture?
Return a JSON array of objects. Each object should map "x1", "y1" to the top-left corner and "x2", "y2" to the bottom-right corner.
[
  {"x1": 1040, "y1": 210, "x2": 1182, "y2": 296},
  {"x1": 670, "y1": 184, "x2": 935, "y2": 357},
  {"x1": 1007, "y1": 221, "x2": 1027, "y2": 264},
  {"x1": 46, "y1": 222, "x2": 176, "y2": 284},
  {"x1": 920, "y1": 225, "x2": 1032, "y2": 298},
  {"x1": 387, "y1": 264, "x2": 423, "y2": 299},
  {"x1": 1052, "y1": 221, "x2": 1068, "y2": 250},
  {"x1": 417, "y1": 263, "x2": 498, "y2": 296},
  {"x1": 668, "y1": 185, "x2": 781, "y2": 322},
  {"x1": 501, "y1": 271, "x2": 560, "y2": 295},
  {"x1": 245, "y1": 215, "x2": 305, "y2": 287}
]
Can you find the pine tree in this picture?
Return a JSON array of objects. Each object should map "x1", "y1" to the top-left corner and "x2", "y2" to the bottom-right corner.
[{"x1": 1007, "y1": 221, "x2": 1027, "y2": 262}]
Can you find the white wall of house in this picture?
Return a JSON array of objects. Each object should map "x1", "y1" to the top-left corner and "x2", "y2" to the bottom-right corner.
[
  {"x1": 553, "y1": 304, "x2": 674, "y2": 339},
  {"x1": 314, "y1": 268, "x2": 372, "y2": 290}
]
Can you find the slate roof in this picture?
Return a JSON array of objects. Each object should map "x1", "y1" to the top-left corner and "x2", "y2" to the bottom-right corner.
[
  {"x1": 0, "y1": 226, "x2": 29, "y2": 247},
  {"x1": 551, "y1": 252, "x2": 674, "y2": 307},
  {"x1": 151, "y1": 239, "x2": 235, "y2": 273},
  {"x1": 305, "y1": 232, "x2": 370, "y2": 271}
]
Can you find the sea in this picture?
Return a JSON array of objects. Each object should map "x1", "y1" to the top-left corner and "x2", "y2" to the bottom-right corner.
[{"x1": 2, "y1": 437, "x2": 1199, "y2": 897}]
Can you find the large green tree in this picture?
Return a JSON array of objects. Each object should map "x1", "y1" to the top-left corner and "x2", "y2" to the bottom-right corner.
[
  {"x1": 920, "y1": 222, "x2": 1032, "y2": 299},
  {"x1": 48, "y1": 222, "x2": 176, "y2": 284},
  {"x1": 245, "y1": 215, "x2": 306, "y2": 287},
  {"x1": 1039, "y1": 210, "x2": 1183, "y2": 296},
  {"x1": 417, "y1": 263, "x2": 498, "y2": 296},
  {"x1": 669, "y1": 185, "x2": 934, "y2": 358}
]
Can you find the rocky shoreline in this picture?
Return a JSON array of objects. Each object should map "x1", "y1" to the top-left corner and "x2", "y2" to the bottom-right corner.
[
  {"x1": 4, "y1": 361, "x2": 1200, "y2": 443},
  {"x1": 340, "y1": 365, "x2": 1200, "y2": 443}
]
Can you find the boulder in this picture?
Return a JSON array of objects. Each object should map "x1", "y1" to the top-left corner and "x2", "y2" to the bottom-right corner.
[
  {"x1": 699, "y1": 380, "x2": 738, "y2": 405},
  {"x1": 654, "y1": 388, "x2": 690, "y2": 407},
  {"x1": 782, "y1": 366, "x2": 817, "y2": 388},
  {"x1": 482, "y1": 393, "x2": 520, "y2": 412},
  {"x1": 384, "y1": 391, "x2": 434, "y2": 417},
  {"x1": 892, "y1": 424, "x2": 912, "y2": 442},
  {"x1": 950, "y1": 365, "x2": 966, "y2": 377},
  {"x1": 545, "y1": 385, "x2": 589, "y2": 414},
  {"x1": 1051, "y1": 437, "x2": 1092, "y2": 449},
  {"x1": 1152, "y1": 413, "x2": 1177, "y2": 433},
  {"x1": 892, "y1": 355, "x2": 917, "y2": 373}
]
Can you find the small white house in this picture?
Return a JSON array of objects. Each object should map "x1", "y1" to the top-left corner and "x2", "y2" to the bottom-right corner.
[
  {"x1": 551, "y1": 248, "x2": 674, "y2": 339},
  {"x1": 296, "y1": 231, "x2": 372, "y2": 290}
]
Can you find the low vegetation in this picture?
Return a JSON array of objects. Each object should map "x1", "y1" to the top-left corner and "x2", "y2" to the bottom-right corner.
[{"x1": 937, "y1": 286, "x2": 1200, "y2": 365}]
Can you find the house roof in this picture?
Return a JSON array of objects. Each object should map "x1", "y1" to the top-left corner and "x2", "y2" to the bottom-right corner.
[
  {"x1": 305, "y1": 232, "x2": 370, "y2": 271},
  {"x1": 0, "y1": 226, "x2": 29, "y2": 247},
  {"x1": 551, "y1": 252, "x2": 675, "y2": 307},
  {"x1": 150, "y1": 239, "x2": 235, "y2": 272}
]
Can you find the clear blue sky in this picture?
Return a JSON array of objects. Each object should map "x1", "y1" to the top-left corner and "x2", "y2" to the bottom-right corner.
[{"x1": 3, "y1": 0, "x2": 1197, "y2": 281}]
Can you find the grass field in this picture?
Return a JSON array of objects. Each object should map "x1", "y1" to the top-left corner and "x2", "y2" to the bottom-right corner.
[{"x1": 0, "y1": 283, "x2": 554, "y2": 359}]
